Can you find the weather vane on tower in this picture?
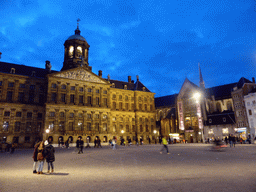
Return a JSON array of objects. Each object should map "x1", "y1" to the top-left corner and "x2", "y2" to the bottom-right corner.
[{"x1": 77, "y1": 18, "x2": 81, "y2": 29}]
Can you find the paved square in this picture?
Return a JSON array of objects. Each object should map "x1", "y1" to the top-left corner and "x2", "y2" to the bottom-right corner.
[{"x1": 1, "y1": 144, "x2": 256, "y2": 192}]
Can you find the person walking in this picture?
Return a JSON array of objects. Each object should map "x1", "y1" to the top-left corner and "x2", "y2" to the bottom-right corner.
[
  {"x1": 32, "y1": 141, "x2": 40, "y2": 174},
  {"x1": 94, "y1": 138, "x2": 98, "y2": 148},
  {"x1": 98, "y1": 138, "x2": 102, "y2": 148},
  {"x1": 37, "y1": 141, "x2": 46, "y2": 174},
  {"x1": 78, "y1": 138, "x2": 84, "y2": 154},
  {"x1": 112, "y1": 137, "x2": 117, "y2": 150},
  {"x1": 45, "y1": 140, "x2": 55, "y2": 173},
  {"x1": 229, "y1": 134, "x2": 233, "y2": 148},
  {"x1": 160, "y1": 136, "x2": 169, "y2": 154},
  {"x1": 76, "y1": 138, "x2": 80, "y2": 152}
]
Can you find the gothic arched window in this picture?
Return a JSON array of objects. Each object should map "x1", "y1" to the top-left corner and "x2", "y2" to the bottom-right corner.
[{"x1": 227, "y1": 101, "x2": 232, "y2": 111}]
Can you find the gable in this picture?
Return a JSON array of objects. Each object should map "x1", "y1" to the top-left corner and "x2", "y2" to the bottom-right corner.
[
  {"x1": 178, "y1": 78, "x2": 199, "y2": 100},
  {"x1": 51, "y1": 67, "x2": 108, "y2": 84}
]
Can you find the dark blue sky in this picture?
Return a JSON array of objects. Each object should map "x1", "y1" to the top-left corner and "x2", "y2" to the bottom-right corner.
[{"x1": 1, "y1": 0, "x2": 256, "y2": 97}]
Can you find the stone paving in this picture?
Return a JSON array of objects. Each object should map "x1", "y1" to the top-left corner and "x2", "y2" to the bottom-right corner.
[{"x1": 1, "y1": 143, "x2": 256, "y2": 192}]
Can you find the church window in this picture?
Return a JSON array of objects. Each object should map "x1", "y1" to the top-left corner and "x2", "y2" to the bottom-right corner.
[
  {"x1": 4, "y1": 111, "x2": 10, "y2": 116},
  {"x1": 69, "y1": 46, "x2": 74, "y2": 58}
]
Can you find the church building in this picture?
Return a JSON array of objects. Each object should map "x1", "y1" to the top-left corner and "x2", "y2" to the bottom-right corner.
[{"x1": 0, "y1": 24, "x2": 156, "y2": 147}]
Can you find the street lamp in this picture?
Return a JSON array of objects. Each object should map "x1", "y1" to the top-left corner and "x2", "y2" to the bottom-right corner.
[
  {"x1": 154, "y1": 130, "x2": 157, "y2": 144},
  {"x1": 46, "y1": 128, "x2": 50, "y2": 141}
]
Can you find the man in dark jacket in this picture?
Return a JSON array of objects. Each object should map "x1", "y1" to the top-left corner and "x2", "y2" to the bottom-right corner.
[
  {"x1": 45, "y1": 142, "x2": 55, "y2": 173},
  {"x1": 78, "y1": 138, "x2": 84, "y2": 154}
]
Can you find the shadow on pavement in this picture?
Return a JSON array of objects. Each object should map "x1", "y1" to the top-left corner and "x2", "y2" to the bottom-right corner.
[{"x1": 45, "y1": 173, "x2": 69, "y2": 176}]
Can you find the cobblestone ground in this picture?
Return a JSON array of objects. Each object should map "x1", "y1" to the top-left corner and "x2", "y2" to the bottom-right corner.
[{"x1": 1, "y1": 144, "x2": 256, "y2": 192}]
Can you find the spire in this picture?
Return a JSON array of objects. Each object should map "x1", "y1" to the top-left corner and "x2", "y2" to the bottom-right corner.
[
  {"x1": 75, "y1": 18, "x2": 81, "y2": 35},
  {"x1": 198, "y1": 63, "x2": 205, "y2": 89}
]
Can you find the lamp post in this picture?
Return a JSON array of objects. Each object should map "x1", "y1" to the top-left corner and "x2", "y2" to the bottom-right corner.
[
  {"x1": 193, "y1": 92, "x2": 204, "y2": 143},
  {"x1": 154, "y1": 130, "x2": 157, "y2": 144},
  {"x1": 46, "y1": 129, "x2": 50, "y2": 141}
]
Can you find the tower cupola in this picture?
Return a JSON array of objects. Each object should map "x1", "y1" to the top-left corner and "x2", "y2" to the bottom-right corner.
[{"x1": 62, "y1": 19, "x2": 91, "y2": 71}]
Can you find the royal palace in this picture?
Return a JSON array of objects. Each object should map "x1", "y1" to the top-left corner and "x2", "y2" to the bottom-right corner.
[{"x1": 0, "y1": 25, "x2": 156, "y2": 147}]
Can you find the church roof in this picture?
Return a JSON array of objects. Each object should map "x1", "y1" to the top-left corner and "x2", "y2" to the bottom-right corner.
[
  {"x1": 67, "y1": 34, "x2": 87, "y2": 42},
  {"x1": 205, "y1": 83, "x2": 237, "y2": 100},
  {"x1": 0, "y1": 61, "x2": 57, "y2": 78},
  {"x1": 155, "y1": 94, "x2": 178, "y2": 108},
  {"x1": 205, "y1": 110, "x2": 235, "y2": 125}
]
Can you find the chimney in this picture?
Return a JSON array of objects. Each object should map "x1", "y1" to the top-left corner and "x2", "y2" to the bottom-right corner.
[
  {"x1": 45, "y1": 60, "x2": 52, "y2": 72},
  {"x1": 128, "y1": 76, "x2": 131, "y2": 83},
  {"x1": 98, "y1": 70, "x2": 102, "y2": 77},
  {"x1": 253, "y1": 77, "x2": 255, "y2": 83}
]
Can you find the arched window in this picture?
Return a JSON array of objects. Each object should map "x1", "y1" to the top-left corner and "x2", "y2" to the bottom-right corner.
[
  {"x1": 77, "y1": 46, "x2": 82, "y2": 57},
  {"x1": 69, "y1": 46, "x2": 74, "y2": 58}
]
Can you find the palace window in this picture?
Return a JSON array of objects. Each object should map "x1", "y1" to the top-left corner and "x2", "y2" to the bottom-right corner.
[
  {"x1": 79, "y1": 96, "x2": 83, "y2": 104},
  {"x1": 125, "y1": 103, "x2": 129, "y2": 110},
  {"x1": 126, "y1": 125, "x2": 129, "y2": 132},
  {"x1": 19, "y1": 84, "x2": 25, "y2": 88},
  {"x1": 60, "y1": 112, "x2": 65, "y2": 117},
  {"x1": 51, "y1": 83, "x2": 57, "y2": 88},
  {"x1": 103, "y1": 90, "x2": 107, "y2": 94},
  {"x1": 27, "y1": 112, "x2": 32, "y2": 118},
  {"x1": 26, "y1": 122, "x2": 32, "y2": 132},
  {"x1": 87, "y1": 96, "x2": 92, "y2": 105},
  {"x1": 70, "y1": 94, "x2": 75, "y2": 103},
  {"x1": 113, "y1": 125, "x2": 116, "y2": 132},
  {"x1": 59, "y1": 121, "x2": 65, "y2": 131},
  {"x1": 103, "y1": 98, "x2": 107, "y2": 106},
  {"x1": 103, "y1": 114, "x2": 107, "y2": 119},
  {"x1": 38, "y1": 113, "x2": 42, "y2": 119},
  {"x1": 96, "y1": 97, "x2": 99, "y2": 105},
  {"x1": 119, "y1": 102, "x2": 123, "y2": 110},
  {"x1": 96, "y1": 89, "x2": 99, "y2": 93},
  {"x1": 70, "y1": 113, "x2": 74, "y2": 118},
  {"x1": 103, "y1": 123, "x2": 107, "y2": 131},
  {"x1": 132, "y1": 125, "x2": 135, "y2": 132},
  {"x1": 95, "y1": 114, "x2": 99, "y2": 119},
  {"x1": 8, "y1": 82, "x2": 14, "y2": 87},
  {"x1": 87, "y1": 114, "x2": 91, "y2": 119},
  {"x1": 16, "y1": 112, "x2": 22, "y2": 117},
  {"x1": 144, "y1": 104, "x2": 147, "y2": 111},
  {"x1": 0, "y1": 81, "x2": 2, "y2": 86},
  {"x1": 87, "y1": 123, "x2": 91, "y2": 131},
  {"x1": 112, "y1": 102, "x2": 116, "y2": 109},
  {"x1": 29, "y1": 93, "x2": 34, "y2": 103},
  {"x1": 14, "y1": 122, "x2": 21, "y2": 132},
  {"x1": 25, "y1": 136, "x2": 30, "y2": 143},
  {"x1": 249, "y1": 109, "x2": 252, "y2": 115},
  {"x1": 88, "y1": 88, "x2": 92, "y2": 92},
  {"x1": 125, "y1": 96, "x2": 128, "y2": 101},
  {"x1": 95, "y1": 123, "x2": 99, "y2": 131},
  {"x1": 61, "y1": 85, "x2": 66, "y2": 89},
  {"x1": 79, "y1": 113, "x2": 83, "y2": 118},
  {"x1": 146, "y1": 125, "x2": 149, "y2": 132},
  {"x1": 4, "y1": 111, "x2": 10, "y2": 116},
  {"x1": 79, "y1": 87, "x2": 83, "y2": 92},
  {"x1": 140, "y1": 125, "x2": 143, "y2": 132},
  {"x1": 50, "y1": 112, "x2": 55, "y2": 117},
  {"x1": 3, "y1": 121, "x2": 9, "y2": 132},
  {"x1": 61, "y1": 94, "x2": 66, "y2": 102},
  {"x1": 71, "y1": 86, "x2": 75, "y2": 90},
  {"x1": 51, "y1": 93, "x2": 57, "y2": 102},
  {"x1": 37, "y1": 122, "x2": 42, "y2": 132},
  {"x1": 78, "y1": 121, "x2": 83, "y2": 130},
  {"x1": 69, "y1": 122, "x2": 74, "y2": 131},
  {"x1": 30, "y1": 85, "x2": 35, "y2": 90},
  {"x1": 112, "y1": 94, "x2": 116, "y2": 99},
  {"x1": 119, "y1": 95, "x2": 122, "y2": 100},
  {"x1": 7, "y1": 91, "x2": 13, "y2": 102}
]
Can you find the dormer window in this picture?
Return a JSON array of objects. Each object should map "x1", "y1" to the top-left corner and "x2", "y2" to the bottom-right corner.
[
  {"x1": 10, "y1": 68, "x2": 15, "y2": 74},
  {"x1": 31, "y1": 71, "x2": 36, "y2": 77},
  {"x1": 112, "y1": 83, "x2": 115, "y2": 88},
  {"x1": 124, "y1": 85, "x2": 127, "y2": 90},
  {"x1": 143, "y1": 87, "x2": 146, "y2": 91}
]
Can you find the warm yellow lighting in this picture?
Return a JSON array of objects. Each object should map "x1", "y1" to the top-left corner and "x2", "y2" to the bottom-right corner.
[
  {"x1": 46, "y1": 129, "x2": 50, "y2": 134},
  {"x1": 169, "y1": 133, "x2": 179, "y2": 137},
  {"x1": 121, "y1": 130, "x2": 124, "y2": 134},
  {"x1": 153, "y1": 130, "x2": 157, "y2": 134}
]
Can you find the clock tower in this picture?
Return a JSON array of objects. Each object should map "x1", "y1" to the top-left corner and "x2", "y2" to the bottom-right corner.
[{"x1": 62, "y1": 19, "x2": 91, "y2": 71}]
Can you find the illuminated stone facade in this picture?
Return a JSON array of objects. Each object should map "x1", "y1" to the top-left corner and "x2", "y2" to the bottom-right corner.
[{"x1": 0, "y1": 27, "x2": 156, "y2": 147}]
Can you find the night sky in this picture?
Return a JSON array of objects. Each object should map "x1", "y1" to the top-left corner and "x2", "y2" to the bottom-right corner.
[{"x1": 1, "y1": 0, "x2": 256, "y2": 97}]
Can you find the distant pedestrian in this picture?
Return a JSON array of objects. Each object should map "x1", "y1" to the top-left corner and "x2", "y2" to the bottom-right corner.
[
  {"x1": 32, "y1": 141, "x2": 40, "y2": 174},
  {"x1": 225, "y1": 137, "x2": 228, "y2": 145},
  {"x1": 76, "y1": 138, "x2": 80, "y2": 152},
  {"x1": 86, "y1": 137, "x2": 91, "y2": 148},
  {"x1": 229, "y1": 134, "x2": 233, "y2": 147},
  {"x1": 97, "y1": 138, "x2": 102, "y2": 148},
  {"x1": 10, "y1": 142, "x2": 16, "y2": 154},
  {"x1": 232, "y1": 136, "x2": 236, "y2": 148},
  {"x1": 160, "y1": 136, "x2": 169, "y2": 154},
  {"x1": 45, "y1": 140, "x2": 55, "y2": 173},
  {"x1": 78, "y1": 138, "x2": 84, "y2": 154},
  {"x1": 65, "y1": 139, "x2": 69, "y2": 148},
  {"x1": 94, "y1": 138, "x2": 98, "y2": 148},
  {"x1": 112, "y1": 137, "x2": 117, "y2": 150},
  {"x1": 148, "y1": 138, "x2": 151, "y2": 144},
  {"x1": 37, "y1": 141, "x2": 46, "y2": 174}
]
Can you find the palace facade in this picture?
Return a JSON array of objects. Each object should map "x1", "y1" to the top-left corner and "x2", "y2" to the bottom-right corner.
[{"x1": 0, "y1": 25, "x2": 156, "y2": 147}]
